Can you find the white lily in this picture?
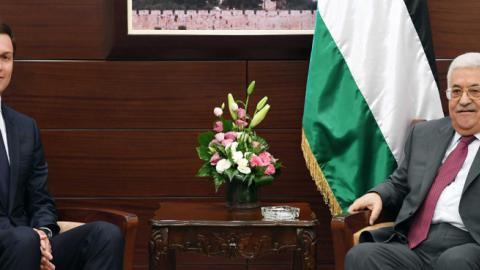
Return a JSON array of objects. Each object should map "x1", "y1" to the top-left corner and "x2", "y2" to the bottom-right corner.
[
  {"x1": 215, "y1": 159, "x2": 232, "y2": 174},
  {"x1": 232, "y1": 151, "x2": 243, "y2": 163},
  {"x1": 238, "y1": 165, "x2": 251, "y2": 175}
]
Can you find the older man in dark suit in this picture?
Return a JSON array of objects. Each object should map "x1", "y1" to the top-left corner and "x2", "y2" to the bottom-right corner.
[
  {"x1": 0, "y1": 22, "x2": 124, "y2": 269},
  {"x1": 345, "y1": 52, "x2": 480, "y2": 270}
]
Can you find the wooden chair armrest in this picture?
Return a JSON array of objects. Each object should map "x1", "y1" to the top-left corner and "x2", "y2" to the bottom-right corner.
[
  {"x1": 331, "y1": 209, "x2": 396, "y2": 270},
  {"x1": 56, "y1": 207, "x2": 139, "y2": 270},
  {"x1": 331, "y1": 210, "x2": 370, "y2": 270}
]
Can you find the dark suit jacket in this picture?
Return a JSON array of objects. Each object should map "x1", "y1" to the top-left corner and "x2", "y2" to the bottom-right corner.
[
  {"x1": 0, "y1": 103, "x2": 59, "y2": 234},
  {"x1": 366, "y1": 117, "x2": 480, "y2": 245}
]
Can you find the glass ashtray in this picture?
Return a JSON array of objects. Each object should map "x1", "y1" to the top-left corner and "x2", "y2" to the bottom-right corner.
[{"x1": 261, "y1": 206, "x2": 300, "y2": 221}]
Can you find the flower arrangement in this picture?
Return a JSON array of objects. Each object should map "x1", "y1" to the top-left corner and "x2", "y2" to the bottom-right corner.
[{"x1": 196, "y1": 81, "x2": 281, "y2": 191}]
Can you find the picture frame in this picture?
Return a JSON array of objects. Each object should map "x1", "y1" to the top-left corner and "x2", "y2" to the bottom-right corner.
[
  {"x1": 108, "y1": 0, "x2": 314, "y2": 60},
  {"x1": 127, "y1": 0, "x2": 315, "y2": 35}
]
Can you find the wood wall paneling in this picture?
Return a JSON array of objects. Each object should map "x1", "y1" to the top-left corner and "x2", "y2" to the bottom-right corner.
[
  {"x1": 0, "y1": 0, "x2": 113, "y2": 59},
  {"x1": 429, "y1": 0, "x2": 480, "y2": 59},
  {"x1": 5, "y1": 61, "x2": 246, "y2": 129},
  {"x1": 436, "y1": 60, "x2": 450, "y2": 114},
  {"x1": 4, "y1": 60, "x2": 313, "y2": 130},
  {"x1": 42, "y1": 130, "x2": 318, "y2": 198},
  {"x1": 247, "y1": 61, "x2": 309, "y2": 129}
]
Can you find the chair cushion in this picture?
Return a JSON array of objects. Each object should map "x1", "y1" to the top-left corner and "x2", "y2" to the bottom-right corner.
[{"x1": 58, "y1": 221, "x2": 85, "y2": 233}]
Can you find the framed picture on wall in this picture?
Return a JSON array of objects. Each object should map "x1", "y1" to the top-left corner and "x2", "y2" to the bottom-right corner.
[
  {"x1": 127, "y1": 0, "x2": 315, "y2": 35},
  {"x1": 109, "y1": 0, "x2": 315, "y2": 60}
]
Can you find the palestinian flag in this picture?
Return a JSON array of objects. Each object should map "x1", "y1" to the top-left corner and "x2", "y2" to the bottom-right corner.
[{"x1": 301, "y1": 0, "x2": 444, "y2": 215}]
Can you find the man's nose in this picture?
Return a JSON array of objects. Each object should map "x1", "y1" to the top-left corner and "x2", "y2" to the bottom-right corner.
[{"x1": 459, "y1": 91, "x2": 473, "y2": 104}]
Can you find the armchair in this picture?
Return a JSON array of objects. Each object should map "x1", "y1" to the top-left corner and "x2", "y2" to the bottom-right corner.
[
  {"x1": 331, "y1": 209, "x2": 395, "y2": 270},
  {"x1": 56, "y1": 207, "x2": 139, "y2": 270},
  {"x1": 331, "y1": 119, "x2": 424, "y2": 270}
]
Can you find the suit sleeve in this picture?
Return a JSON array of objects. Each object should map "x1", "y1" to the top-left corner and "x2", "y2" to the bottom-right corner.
[
  {"x1": 370, "y1": 124, "x2": 415, "y2": 212},
  {"x1": 26, "y1": 120, "x2": 59, "y2": 234}
]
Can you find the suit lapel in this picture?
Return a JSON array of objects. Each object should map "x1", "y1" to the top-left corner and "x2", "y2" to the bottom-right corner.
[
  {"x1": 463, "y1": 139, "x2": 480, "y2": 192},
  {"x1": 418, "y1": 121, "x2": 455, "y2": 199},
  {"x1": 2, "y1": 106, "x2": 20, "y2": 214}
]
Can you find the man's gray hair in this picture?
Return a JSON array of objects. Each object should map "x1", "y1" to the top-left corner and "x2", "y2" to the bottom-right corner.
[{"x1": 447, "y1": 52, "x2": 480, "y2": 87}]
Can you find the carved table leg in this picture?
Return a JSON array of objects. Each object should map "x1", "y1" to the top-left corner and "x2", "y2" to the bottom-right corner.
[
  {"x1": 295, "y1": 228, "x2": 317, "y2": 270},
  {"x1": 150, "y1": 227, "x2": 175, "y2": 270}
]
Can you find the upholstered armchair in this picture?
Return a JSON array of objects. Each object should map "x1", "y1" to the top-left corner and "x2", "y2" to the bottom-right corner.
[
  {"x1": 330, "y1": 209, "x2": 395, "y2": 270},
  {"x1": 56, "y1": 207, "x2": 139, "y2": 270}
]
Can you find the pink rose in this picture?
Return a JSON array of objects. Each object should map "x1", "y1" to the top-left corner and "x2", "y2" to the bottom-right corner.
[
  {"x1": 222, "y1": 139, "x2": 234, "y2": 147},
  {"x1": 235, "y1": 119, "x2": 248, "y2": 128},
  {"x1": 249, "y1": 154, "x2": 264, "y2": 167},
  {"x1": 213, "y1": 121, "x2": 223, "y2": 132},
  {"x1": 251, "y1": 141, "x2": 260, "y2": 148},
  {"x1": 224, "y1": 131, "x2": 237, "y2": 140},
  {"x1": 265, "y1": 164, "x2": 276, "y2": 175},
  {"x1": 237, "y1": 108, "x2": 246, "y2": 119},
  {"x1": 259, "y1": 152, "x2": 272, "y2": 165},
  {"x1": 210, "y1": 153, "x2": 221, "y2": 165},
  {"x1": 214, "y1": 133, "x2": 225, "y2": 142},
  {"x1": 213, "y1": 107, "x2": 223, "y2": 117}
]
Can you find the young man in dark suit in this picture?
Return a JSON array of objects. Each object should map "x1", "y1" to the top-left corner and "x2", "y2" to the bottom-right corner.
[
  {"x1": 346, "y1": 52, "x2": 480, "y2": 270},
  {"x1": 0, "y1": 21, "x2": 124, "y2": 270}
]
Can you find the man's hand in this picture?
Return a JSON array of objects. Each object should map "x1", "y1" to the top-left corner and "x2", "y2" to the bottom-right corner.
[
  {"x1": 348, "y1": 192, "x2": 383, "y2": 225},
  {"x1": 33, "y1": 228, "x2": 55, "y2": 270}
]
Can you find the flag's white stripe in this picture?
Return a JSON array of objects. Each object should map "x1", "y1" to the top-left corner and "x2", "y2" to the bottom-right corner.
[{"x1": 317, "y1": 0, "x2": 444, "y2": 163}]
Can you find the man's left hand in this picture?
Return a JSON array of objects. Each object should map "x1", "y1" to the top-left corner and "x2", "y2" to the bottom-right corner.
[{"x1": 33, "y1": 228, "x2": 55, "y2": 270}]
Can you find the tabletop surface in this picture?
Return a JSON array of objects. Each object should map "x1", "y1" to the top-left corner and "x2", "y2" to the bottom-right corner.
[{"x1": 150, "y1": 201, "x2": 318, "y2": 227}]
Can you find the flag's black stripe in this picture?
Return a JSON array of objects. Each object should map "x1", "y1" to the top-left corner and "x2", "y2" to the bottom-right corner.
[{"x1": 404, "y1": 0, "x2": 439, "y2": 87}]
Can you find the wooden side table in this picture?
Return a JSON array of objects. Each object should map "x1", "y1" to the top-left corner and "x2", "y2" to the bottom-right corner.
[{"x1": 149, "y1": 202, "x2": 318, "y2": 270}]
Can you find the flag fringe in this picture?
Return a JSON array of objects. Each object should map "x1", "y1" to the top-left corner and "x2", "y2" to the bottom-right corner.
[{"x1": 301, "y1": 129, "x2": 342, "y2": 216}]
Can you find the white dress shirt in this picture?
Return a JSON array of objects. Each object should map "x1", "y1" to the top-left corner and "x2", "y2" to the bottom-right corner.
[
  {"x1": 431, "y1": 132, "x2": 480, "y2": 231},
  {"x1": 0, "y1": 97, "x2": 9, "y2": 163}
]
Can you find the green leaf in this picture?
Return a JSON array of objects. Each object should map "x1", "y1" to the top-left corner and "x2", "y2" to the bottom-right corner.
[
  {"x1": 196, "y1": 146, "x2": 211, "y2": 161},
  {"x1": 254, "y1": 175, "x2": 274, "y2": 187},
  {"x1": 211, "y1": 143, "x2": 227, "y2": 156},
  {"x1": 198, "y1": 131, "x2": 214, "y2": 146},
  {"x1": 224, "y1": 168, "x2": 236, "y2": 181},
  {"x1": 254, "y1": 166, "x2": 267, "y2": 177},
  {"x1": 238, "y1": 174, "x2": 248, "y2": 182},
  {"x1": 222, "y1": 119, "x2": 233, "y2": 132},
  {"x1": 213, "y1": 173, "x2": 225, "y2": 192},
  {"x1": 196, "y1": 163, "x2": 212, "y2": 177},
  {"x1": 246, "y1": 174, "x2": 255, "y2": 186}
]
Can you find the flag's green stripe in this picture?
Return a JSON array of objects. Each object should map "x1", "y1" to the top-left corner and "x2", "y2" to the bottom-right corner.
[{"x1": 303, "y1": 12, "x2": 397, "y2": 212}]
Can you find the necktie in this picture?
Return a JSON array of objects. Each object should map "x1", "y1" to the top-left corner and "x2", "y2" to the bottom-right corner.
[
  {"x1": 0, "y1": 131, "x2": 9, "y2": 210},
  {"x1": 408, "y1": 135, "x2": 476, "y2": 248}
]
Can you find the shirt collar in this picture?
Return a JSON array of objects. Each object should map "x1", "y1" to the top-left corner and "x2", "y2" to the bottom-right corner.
[{"x1": 453, "y1": 132, "x2": 480, "y2": 142}]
